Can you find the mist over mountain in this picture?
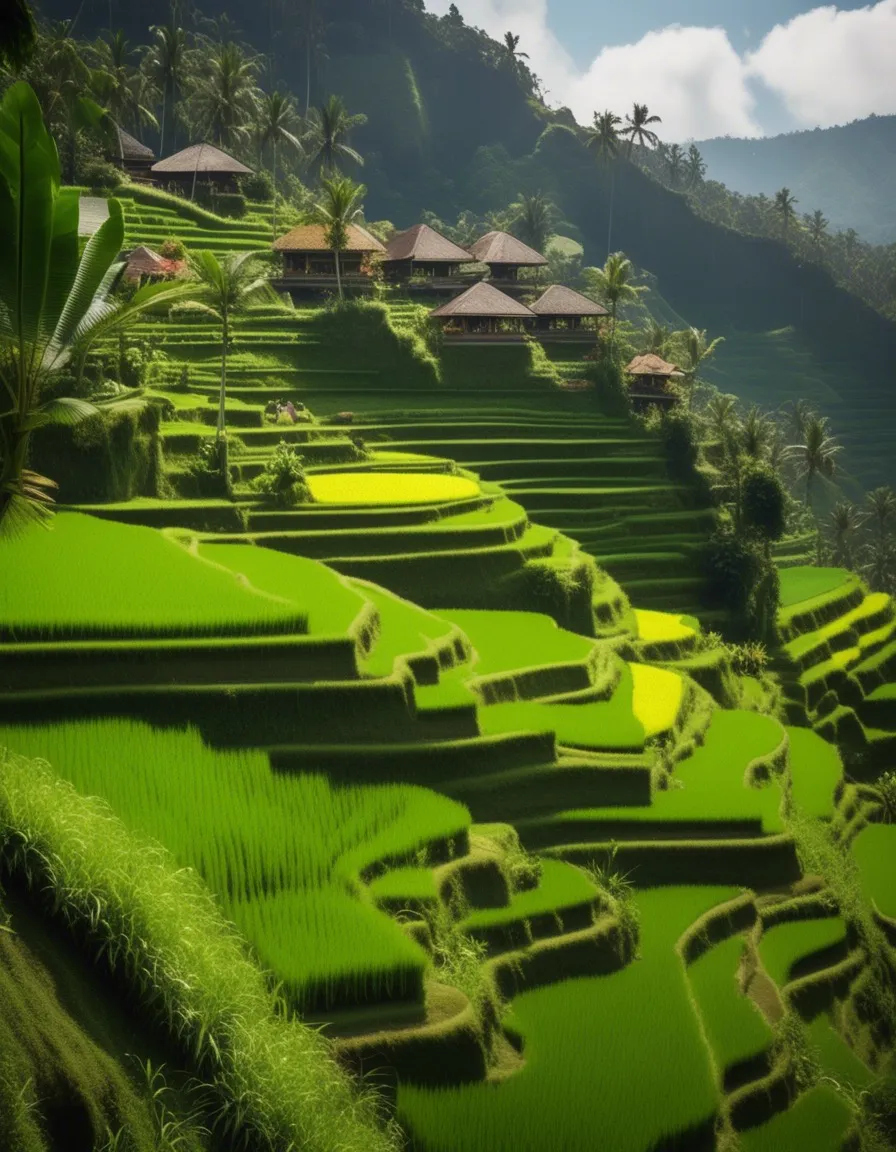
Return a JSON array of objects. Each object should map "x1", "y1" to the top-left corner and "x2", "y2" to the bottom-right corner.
[{"x1": 695, "y1": 115, "x2": 896, "y2": 245}]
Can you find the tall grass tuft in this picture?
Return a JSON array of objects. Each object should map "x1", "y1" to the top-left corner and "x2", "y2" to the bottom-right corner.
[{"x1": 0, "y1": 749, "x2": 401, "y2": 1152}]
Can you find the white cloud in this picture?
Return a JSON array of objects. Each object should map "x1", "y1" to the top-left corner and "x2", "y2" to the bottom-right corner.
[
  {"x1": 565, "y1": 26, "x2": 762, "y2": 140},
  {"x1": 746, "y1": 1, "x2": 896, "y2": 126},
  {"x1": 425, "y1": 3, "x2": 761, "y2": 139},
  {"x1": 424, "y1": 2, "x2": 896, "y2": 138}
]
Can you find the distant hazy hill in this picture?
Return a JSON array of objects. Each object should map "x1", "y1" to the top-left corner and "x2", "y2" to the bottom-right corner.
[{"x1": 695, "y1": 116, "x2": 896, "y2": 245}]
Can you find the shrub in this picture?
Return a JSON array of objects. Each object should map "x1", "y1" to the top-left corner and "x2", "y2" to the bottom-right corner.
[
  {"x1": 742, "y1": 462, "x2": 787, "y2": 543},
  {"x1": 661, "y1": 407, "x2": 701, "y2": 482},
  {"x1": 240, "y1": 170, "x2": 275, "y2": 202},
  {"x1": 726, "y1": 641, "x2": 769, "y2": 678},
  {"x1": 159, "y1": 238, "x2": 186, "y2": 261},
  {"x1": 252, "y1": 441, "x2": 312, "y2": 507},
  {"x1": 188, "y1": 438, "x2": 232, "y2": 499},
  {"x1": 585, "y1": 351, "x2": 630, "y2": 415},
  {"x1": 78, "y1": 159, "x2": 122, "y2": 191}
]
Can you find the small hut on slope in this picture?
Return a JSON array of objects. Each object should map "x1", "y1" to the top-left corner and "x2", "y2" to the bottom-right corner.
[
  {"x1": 625, "y1": 353, "x2": 684, "y2": 409},
  {"x1": 272, "y1": 223, "x2": 385, "y2": 295},
  {"x1": 107, "y1": 125, "x2": 155, "y2": 180},
  {"x1": 151, "y1": 143, "x2": 252, "y2": 194},
  {"x1": 430, "y1": 281, "x2": 535, "y2": 341},
  {"x1": 468, "y1": 231, "x2": 548, "y2": 286},
  {"x1": 383, "y1": 224, "x2": 476, "y2": 288},
  {"x1": 529, "y1": 285, "x2": 608, "y2": 339}
]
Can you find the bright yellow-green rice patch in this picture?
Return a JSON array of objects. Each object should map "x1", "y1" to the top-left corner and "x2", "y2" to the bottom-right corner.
[
  {"x1": 634, "y1": 609, "x2": 696, "y2": 644},
  {"x1": 308, "y1": 472, "x2": 479, "y2": 505},
  {"x1": 630, "y1": 663, "x2": 684, "y2": 737}
]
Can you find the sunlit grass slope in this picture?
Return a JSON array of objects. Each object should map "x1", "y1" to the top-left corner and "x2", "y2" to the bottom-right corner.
[
  {"x1": 0, "y1": 720, "x2": 469, "y2": 1011},
  {"x1": 399, "y1": 888, "x2": 735, "y2": 1152}
]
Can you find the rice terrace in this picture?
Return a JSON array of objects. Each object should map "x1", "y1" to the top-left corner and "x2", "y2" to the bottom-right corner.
[{"x1": 2, "y1": 1, "x2": 896, "y2": 1150}]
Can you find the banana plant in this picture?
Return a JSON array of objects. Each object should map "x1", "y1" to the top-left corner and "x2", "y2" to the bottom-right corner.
[{"x1": 0, "y1": 82, "x2": 188, "y2": 532}]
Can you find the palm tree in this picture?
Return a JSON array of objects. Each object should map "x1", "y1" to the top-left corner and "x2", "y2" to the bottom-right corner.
[
  {"x1": 666, "y1": 143, "x2": 685, "y2": 189},
  {"x1": 862, "y1": 536, "x2": 896, "y2": 594},
  {"x1": 1, "y1": 0, "x2": 36, "y2": 70},
  {"x1": 312, "y1": 175, "x2": 366, "y2": 301},
  {"x1": 807, "y1": 209, "x2": 829, "y2": 252},
  {"x1": 176, "y1": 252, "x2": 277, "y2": 475},
  {"x1": 190, "y1": 42, "x2": 261, "y2": 151},
  {"x1": 91, "y1": 31, "x2": 158, "y2": 139},
  {"x1": 502, "y1": 32, "x2": 529, "y2": 71},
  {"x1": 255, "y1": 90, "x2": 302, "y2": 233},
  {"x1": 303, "y1": 94, "x2": 366, "y2": 177},
  {"x1": 774, "y1": 187, "x2": 799, "y2": 242},
  {"x1": 865, "y1": 487, "x2": 896, "y2": 542},
  {"x1": 685, "y1": 144, "x2": 706, "y2": 189},
  {"x1": 643, "y1": 321, "x2": 672, "y2": 358},
  {"x1": 827, "y1": 502, "x2": 866, "y2": 568},
  {"x1": 622, "y1": 103, "x2": 662, "y2": 156},
  {"x1": 0, "y1": 82, "x2": 132, "y2": 529},
  {"x1": 584, "y1": 252, "x2": 645, "y2": 350},
  {"x1": 780, "y1": 398, "x2": 815, "y2": 444},
  {"x1": 585, "y1": 110, "x2": 622, "y2": 259},
  {"x1": 784, "y1": 413, "x2": 841, "y2": 507},
  {"x1": 703, "y1": 394, "x2": 740, "y2": 446},
  {"x1": 681, "y1": 327, "x2": 724, "y2": 382},
  {"x1": 510, "y1": 192, "x2": 554, "y2": 255},
  {"x1": 741, "y1": 406, "x2": 773, "y2": 461},
  {"x1": 145, "y1": 21, "x2": 187, "y2": 156},
  {"x1": 20, "y1": 24, "x2": 109, "y2": 183}
]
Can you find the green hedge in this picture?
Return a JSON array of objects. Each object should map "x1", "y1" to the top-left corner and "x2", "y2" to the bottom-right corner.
[{"x1": 30, "y1": 405, "x2": 164, "y2": 504}]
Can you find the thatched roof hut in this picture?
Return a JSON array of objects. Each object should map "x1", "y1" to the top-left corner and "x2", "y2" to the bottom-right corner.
[
  {"x1": 530, "y1": 285, "x2": 609, "y2": 318},
  {"x1": 385, "y1": 224, "x2": 473, "y2": 267},
  {"x1": 151, "y1": 143, "x2": 252, "y2": 192},
  {"x1": 431, "y1": 282, "x2": 535, "y2": 319},
  {"x1": 625, "y1": 354, "x2": 684, "y2": 379},
  {"x1": 430, "y1": 282, "x2": 535, "y2": 340},
  {"x1": 273, "y1": 223, "x2": 385, "y2": 255},
  {"x1": 108, "y1": 125, "x2": 155, "y2": 177},
  {"x1": 468, "y1": 231, "x2": 548, "y2": 283},
  {"x1": 123, "y1": 246, "x2": 181, "y2": 281}
]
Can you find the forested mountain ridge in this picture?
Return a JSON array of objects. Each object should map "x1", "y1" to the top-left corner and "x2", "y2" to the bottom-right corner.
[{"x1": 695, "y1": 116, "x2": 896, "y2": 246}]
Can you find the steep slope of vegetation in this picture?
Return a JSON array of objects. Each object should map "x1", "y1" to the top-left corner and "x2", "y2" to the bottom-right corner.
[{"x1": 695, "y1": 117, "x2": 896, "y2": 245}]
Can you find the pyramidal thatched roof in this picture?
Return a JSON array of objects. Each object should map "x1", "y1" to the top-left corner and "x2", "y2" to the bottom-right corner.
[
  {"x1": 468, "y1": 231, "x2": 549, "y2": 267},
  {"x1": 272, "y1": 223, "x2": 386, "y2": 253},
  {"x1": 626, "y1": 354, "x2": 684, "y2": 378},
  {"x1": 430, "y1": 282, "x2": 535, "y2": 319},
  {"x1": 385, "y1": 223, "x2": 473, "y2": 264},
  {"x1": 530, "y1": 284, "x2": 609, "y2": 317},
  {"x1": 151, "y1": 142, "x2": 252, "y2": 175},
  {"x1": 114, "y1": 125, "x2": 154, "y2": 161}
]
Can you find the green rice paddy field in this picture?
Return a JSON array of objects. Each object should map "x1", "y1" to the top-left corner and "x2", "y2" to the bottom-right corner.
[{"x1": 2, "y1": 192, "x2": 895, "y2": 1151}]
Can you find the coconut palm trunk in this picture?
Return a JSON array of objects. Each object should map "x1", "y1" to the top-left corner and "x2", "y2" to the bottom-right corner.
[
  {"x1": 334, "y1": 247, "x2": 343, "y2": 300},
  {"x1": 217, "y1": 310, "x2": 229, "y2": 474},
  {"x1": 607, "y1": 164, "x2": 616, "y2": 261}
]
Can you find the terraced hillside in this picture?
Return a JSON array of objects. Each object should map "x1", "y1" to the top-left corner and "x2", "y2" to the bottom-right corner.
[
  {"x1": 5, "y1": 192, "x2": 896, "y2": 1152},
  {"x1": 4, "y1": 504, "x2": 893, "y2": 1150},
  {"x1": 775, "y1": 566, "x2": 896, "y2": 773},
  {"x1": 102, "y1": 289, "x2": 715, "y2": 618}
]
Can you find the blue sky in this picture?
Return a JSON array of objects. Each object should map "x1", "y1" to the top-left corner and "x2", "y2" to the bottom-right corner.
[
  {"x1": 547, "y1": 1, "x2": 872, "y2": 65},
  {"x1": 429, "y1": 1, "x2": 896, "y2": 139}
]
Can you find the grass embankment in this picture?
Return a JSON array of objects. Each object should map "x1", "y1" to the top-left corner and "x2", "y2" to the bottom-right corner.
[
  {"x1": 0, "y1": 513, "x2": 307, "y2": 639},
  {"x1": 686, "y1": 934, "x2": 774, "y2": 1081},
  {"x1": 399, "y1": 888, "x2": 735, "y2": 1152},
  {"x1": 0, "y1": 894, "x2": 161, "y2": 1152},
  {"x1": 739, "y1": 1083, "x2": 854, "y2": 1152},
  {"x1": 0, "y1": 750, "x2": 400, "y2": 1152},
  {"x1": 0, "y1": 721, "x2": 469, "y2": 1012},
  {"x1": 758, "y1": 916, "x2": 848, "y2": 988}
]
